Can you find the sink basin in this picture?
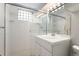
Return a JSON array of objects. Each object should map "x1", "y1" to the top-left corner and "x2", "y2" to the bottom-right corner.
[{"x1": 37, "y1": 34, "x2": 70, "y2": 44}]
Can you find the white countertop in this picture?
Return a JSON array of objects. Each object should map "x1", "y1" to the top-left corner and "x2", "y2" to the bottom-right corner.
[{"x1": 36, "y1": 34, "x2": 70, "y2": 43}]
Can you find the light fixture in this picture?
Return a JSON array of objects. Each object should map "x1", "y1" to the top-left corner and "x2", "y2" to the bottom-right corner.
[
  {"x1": 57, "y1": 3, "x2": 61, "y2": 6},
  {"x1": 49, "y1": 7, "x2": 53, "y2": 10},
  {"x1": 51, "y1": 3, "x2": 64, "y2": 13},
  {"x1": 53, "y1": 4, "x2": 56, "y2": 9},
  {"x1": 55, "y1": 9, "x2": 58, "y2": 11},
  {"x1": 52, "y1": 11, "x2": 55, "y2": 13},
  {"x1": 58, "y1": 6, "x2": 62, "y2": 10},
  {"x1": 35, "y1": 3, "x2": 64, "y2": 17}
]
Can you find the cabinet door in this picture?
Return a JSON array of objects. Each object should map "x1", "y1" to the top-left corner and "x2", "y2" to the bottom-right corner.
[
  {"x1": 53, "y1": 45, "x2": 68, "y2": 56},
  {"x1": 0, "y1": 29, "x2": 4, "y2": 56},
  {"x1": 0, "y1": 3, "x2": 4, "y2": 27},
  {"x1": 34, "y1": 42, "x2": 41, "y2": 56},
  {"x1": 40, "y1": 46, "x2": 52, "y2": 56}
]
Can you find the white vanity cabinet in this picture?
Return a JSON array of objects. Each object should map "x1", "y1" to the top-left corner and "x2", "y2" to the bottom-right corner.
[
  {"x1": 34, "y1": 41, "x2": 52, "y2": 56},
  {"x1": 40, "y1": 46, "x2": 52, "y2": 56},
  {"x1": 33, "y1": 34, "x2": 70, "y2": 56}
]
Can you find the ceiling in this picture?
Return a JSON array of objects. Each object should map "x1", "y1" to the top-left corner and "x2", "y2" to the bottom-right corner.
[
  {"x1": 18, "y1": 3, "x2": 46, "y2": 10},
  {"x1": 17, "y1": 3, "x2": 46, "y2": 13},
  {"x1": 12, "y1": 3, "x2": 63, "y2": 16},
  {"x1": 65, "y1": 3, "x2": 79, "y2": 12}
]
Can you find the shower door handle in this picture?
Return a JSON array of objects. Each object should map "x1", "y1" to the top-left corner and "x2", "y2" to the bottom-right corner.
[
  {"x1": 0, "y1": 27, "x2": 5, "y2": 28},
  {"x1": 0, "y1": 54, "x2": 2, "y2": 56},
  {"x1": 9, "y1": 20, "x2": 15, "y2": 22}
]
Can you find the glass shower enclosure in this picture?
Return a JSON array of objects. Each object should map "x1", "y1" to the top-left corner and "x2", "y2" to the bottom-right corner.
[{"x1": 35, "y1": 5, "x2": 70, "y2": 36}]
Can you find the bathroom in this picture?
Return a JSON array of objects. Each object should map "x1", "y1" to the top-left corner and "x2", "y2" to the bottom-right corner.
[{"x1": 0, "y1": 3, "x2": 79, "y2": 56}]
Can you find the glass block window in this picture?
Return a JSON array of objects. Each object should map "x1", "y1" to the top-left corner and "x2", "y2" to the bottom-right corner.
[{"x1": 18, "y1": 9, "x2": 32, "y2": 22}]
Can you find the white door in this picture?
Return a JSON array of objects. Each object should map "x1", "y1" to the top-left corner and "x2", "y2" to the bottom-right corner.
[
  {"x1": 0, "y1": 3, "x2": 4, "y2": 56},
  {"x1": 6, "y1": 4, "x2": 32, "y2": 56},
  {"x1": 0, "y1": 28, "x2": 4, "y2": 56},
  {"x1": 0, "y1": 3, "x2": 4, "y2": 27}
]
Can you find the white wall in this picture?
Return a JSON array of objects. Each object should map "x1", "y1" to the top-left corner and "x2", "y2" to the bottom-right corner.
[
  {"x1": 71, "y1": 12, "x2": 79, "y2": 45},
  {"x1": 65, "y1": 3, "x2": 79, "y2": 46}
]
